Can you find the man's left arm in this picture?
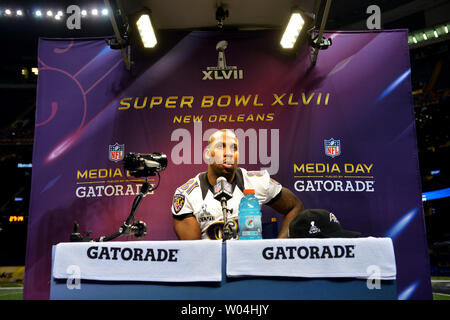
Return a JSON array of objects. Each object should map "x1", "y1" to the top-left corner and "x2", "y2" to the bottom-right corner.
[{"x1": 267, "y1": 187, "x2": 304, "y2": 238}]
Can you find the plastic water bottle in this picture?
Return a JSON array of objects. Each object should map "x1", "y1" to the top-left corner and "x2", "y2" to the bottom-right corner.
[{"x1": 238, "y1": 189, "x2": 262, "y2": 240}]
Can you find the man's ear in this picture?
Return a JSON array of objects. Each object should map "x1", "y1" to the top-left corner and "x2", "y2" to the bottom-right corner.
[{"x1": 204, "y1": 147, "x2": 212, "y2": 164}]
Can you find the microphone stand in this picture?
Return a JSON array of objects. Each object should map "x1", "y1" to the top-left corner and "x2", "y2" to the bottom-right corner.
[
  {"x1": 220, "y1": 196, "x2": 233, "y2": 241},
  {"x1": 213, "y1": 176, "x2": 236, "y2": 241}
]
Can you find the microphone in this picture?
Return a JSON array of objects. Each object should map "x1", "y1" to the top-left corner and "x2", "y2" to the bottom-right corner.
[
  {"x1": 213, "y1": 177, "x2": 235, "y2": 241},
  {"x1": 213, "y1": 176, "x2": 233, "y2": 202}
]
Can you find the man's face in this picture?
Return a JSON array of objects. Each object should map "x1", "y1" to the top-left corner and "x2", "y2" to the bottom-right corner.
[{"x1": 208, "y1": 131, "x2": 239, "y2": 179}]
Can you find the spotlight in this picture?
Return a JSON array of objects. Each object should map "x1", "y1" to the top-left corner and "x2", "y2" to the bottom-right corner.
[
  {"x1": 47, "y1": 10, "x2": 53, "y2": 17},
  {"x1": 81, "y1": 10, "x2": 87, "y2": 16},
  {"x1": 280, "y1": 12, "x2": 305, "y2": 49},
  {"x1": 55, "y1": 15, "x2": 61, "y2": 20},
  {"x1": 434, "y1": 30, "x2": 438, "y2": 38},
  {"x1": 136, "y1": 14, "x2": 157, "y2": 48},
  {"x1": 32, "y1": 68, "x2": 38, "y2": 75},
  {"x1": 445, "y1": 26, "x2": 449, "y2": 34},
  {"x1": 21, "y1": 67, "x2": 28, "y2": 78},
  {"x1": 92, "y1": 9, "x2": 98, "y2": 16},
  {"x1": 16, "y1": 10, "x2": 23, "y2": 16},
  {"x1": 101, "y1": 8, "x2": 108, "y2": 16},
  {"x1": 5, "y1": 9, "x2": 12, "y2": 15},
  {"x1": 35, "y1": 10, "x2": 42, "y2": 17},
  {"x1": 57, "y1": 11, "x2": 63, "y2": 16},
  {"x1": 412, "y1": 36, "x2": 417, "y2": 44},
  {"x1": 422, "y1": 32, "x2": 427, "y2": 40}
]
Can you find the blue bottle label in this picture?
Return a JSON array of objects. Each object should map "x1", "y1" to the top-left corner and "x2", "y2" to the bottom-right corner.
[{"x1": 240, "y1": 215, "x2": 262, "y2": 238}]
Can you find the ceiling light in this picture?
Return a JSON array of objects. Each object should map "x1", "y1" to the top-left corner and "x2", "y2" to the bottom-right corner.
[
  {"x1": 16, "y1": 10, "x2": 23, "y2": 16},
  {"x1": 92, "y1": 9, "x2": 98, "y2": 16},
  {"x1": 412, "y1": 36, "x2": 417, "y2": 44},
  {"x1": 422, "y1": 32, "x2": 427, "y2": 40},
  {"x1": 101, "y1": 9, "x2": 108, "y2": 16},
  {"x1": 136, "y1": 14, "x2": 157, "y2": 48},
  {"x1": 81, "y1": 10, "x2": 87, "y2": 16},
  {"x1": 5, "y1": 9, "x2": 12, "y2": 15},
  {"x1": 280, "y1": 12, "x2": 305, "y2": 49},
  {"x1": 35, "y1": 10, "x2": 42, "y2": 17},
  {"x1": 47, "y1": 10, "x2": 53, "y2": 17},
  {"x1": 433, "y1": 30, "x2": 438, "y2": 38},
  {"x1": 444, "y1": 26, "x2": 448, "y2": 34}
]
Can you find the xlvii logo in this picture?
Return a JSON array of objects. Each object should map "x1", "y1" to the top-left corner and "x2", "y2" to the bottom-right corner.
[{"x1": 202, "y1": 40, "x2": 244, "y2": 80}]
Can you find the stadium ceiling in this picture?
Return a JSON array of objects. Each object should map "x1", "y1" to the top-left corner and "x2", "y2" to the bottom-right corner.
[
  {"x1": 116, "y1": 0, "x2": 449, "y2": 31},
  {"x1": 1, "y1": 1, "x2": 448, "y2": 35},
  {"x1": 108, "y1": 0, "x2": 450, "y2": 68},
  {"x1": 118, "y1": 0, "x2": 319, "y2": 30},
  {"x1": 0, "y1": 0, "x2": 449, "y2": 62}
]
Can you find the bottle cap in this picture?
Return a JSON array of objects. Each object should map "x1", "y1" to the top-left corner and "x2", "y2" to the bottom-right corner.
[{"x1": 243, "y1": 189, "x2": 255, "y2": 195}]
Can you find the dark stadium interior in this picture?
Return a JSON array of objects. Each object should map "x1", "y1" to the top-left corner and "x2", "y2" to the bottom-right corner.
[{"x1": 0, "y1": 0, "x2": 449, "y2": 286}]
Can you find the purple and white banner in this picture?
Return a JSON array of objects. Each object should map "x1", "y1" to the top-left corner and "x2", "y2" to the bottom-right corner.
[{"x1": 25, "y1": 30, "x2": 431, "y2": 299}]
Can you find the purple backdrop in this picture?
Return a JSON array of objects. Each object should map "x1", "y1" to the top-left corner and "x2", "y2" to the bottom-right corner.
[{"x1": 24, "y1": 30, "x2": 432, "y2": 299}]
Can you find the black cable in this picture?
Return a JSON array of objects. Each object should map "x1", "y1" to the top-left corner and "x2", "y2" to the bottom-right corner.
[{"x1": 147, "y1": 171, "x2": 161, "y2": 193}]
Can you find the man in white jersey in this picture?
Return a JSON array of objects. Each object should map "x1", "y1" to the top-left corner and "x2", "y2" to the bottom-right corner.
[{"x1": 171, "y1": 129, "x2": 304, "y2": 240}]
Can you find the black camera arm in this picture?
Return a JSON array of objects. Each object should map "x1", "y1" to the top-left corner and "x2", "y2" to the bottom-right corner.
[
  {"x1": 70, "y1": 152, "x2": 165, "y2": 243},
  {"x1": 70, "y1": 173, "x2": 161, "y2": 242},
  {"x1": 96, "y1": 177, "x2": 152, "y2": 242}
]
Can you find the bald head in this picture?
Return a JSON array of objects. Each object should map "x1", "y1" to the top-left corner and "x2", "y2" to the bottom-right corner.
[{"x1": 208, "y1": 129, "x2": 238, "y2": 148}]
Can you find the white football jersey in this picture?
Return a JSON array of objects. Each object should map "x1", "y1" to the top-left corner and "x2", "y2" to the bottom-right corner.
[{"x1": 171, "y1": 168, "x2": 282, "y2": 240}]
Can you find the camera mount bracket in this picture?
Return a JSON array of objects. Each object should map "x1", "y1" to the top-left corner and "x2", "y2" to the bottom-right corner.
[{"x1": 70, "y1": 176, "x2": 158, "y2": 242}]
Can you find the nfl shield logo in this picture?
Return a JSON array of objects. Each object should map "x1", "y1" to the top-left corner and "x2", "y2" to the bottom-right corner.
[
  {"x1": 109, "y1": 143, "x2": 124, "y2": 162},
  {"x1": 324, "y1": 138, "x2": 341, "y2": 158}
]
